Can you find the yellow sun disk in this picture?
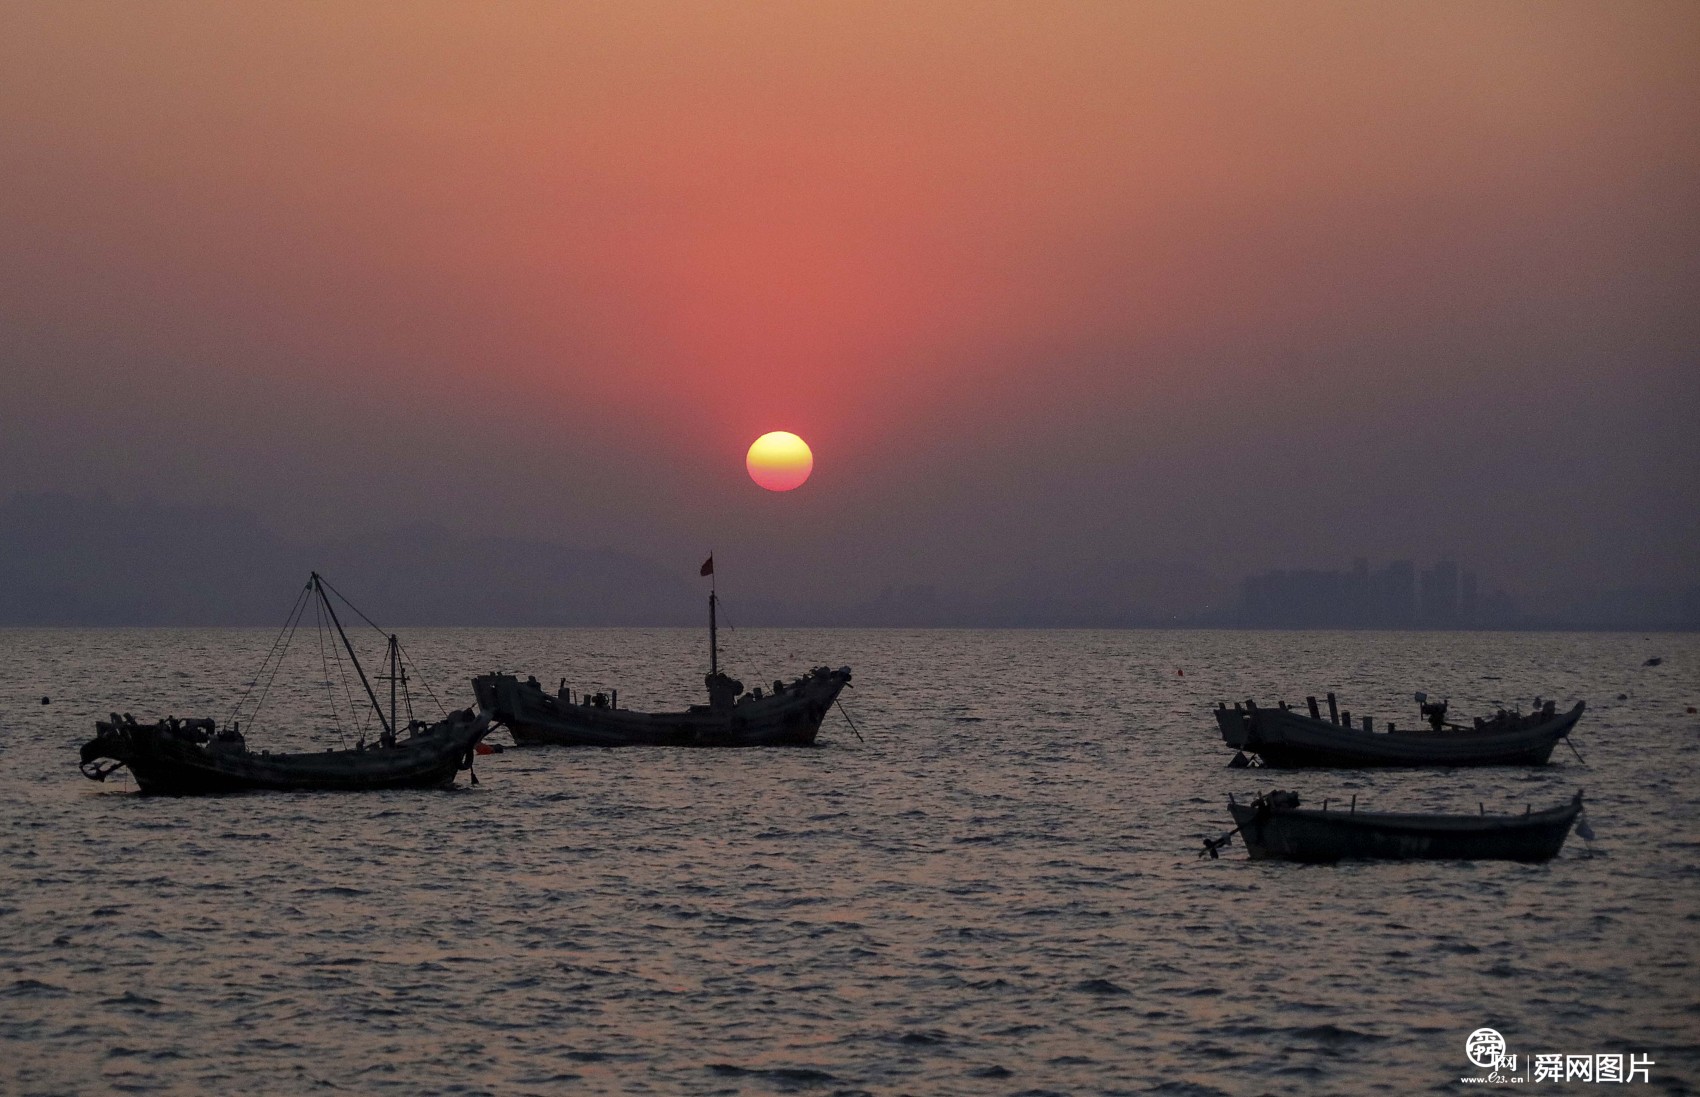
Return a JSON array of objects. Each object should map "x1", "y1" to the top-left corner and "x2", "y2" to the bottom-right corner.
[{"x1": 746, "y1": 431, "x2": 813, "y2": 491}]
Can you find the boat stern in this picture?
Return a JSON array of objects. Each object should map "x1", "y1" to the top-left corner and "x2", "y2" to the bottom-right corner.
[
  {"x1": 80, "y1": 721, "x2": 135, "y2": 779},
  {"x1": 471, "y1": 673, "x2": 527, "y2": 724},
  {"x1": 1215, "y1": 703, "x2": 1254, "y2": 748}
]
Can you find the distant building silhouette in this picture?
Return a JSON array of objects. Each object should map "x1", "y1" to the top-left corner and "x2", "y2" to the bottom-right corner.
[
  {"x1": 1238, "y1": 556, "x2": 1516, "y2": 629},
  {"x1": 1239, "y1": 569, "x2": 1349, "y2": 628},
  {"x1": 1419, "y1": 558, "x2": 1459, "y2": 625},
  {"x1": 1347, "y1": 557, "x2": 1370, "y2": 627},
  {"x1": 1370, "y1": 559, "x2": 1416, "y2": 626}
]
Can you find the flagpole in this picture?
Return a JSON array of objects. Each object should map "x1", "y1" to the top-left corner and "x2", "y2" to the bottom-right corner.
[{"x1": 705, "y1": 552, "x2": 717, "y2": 677}]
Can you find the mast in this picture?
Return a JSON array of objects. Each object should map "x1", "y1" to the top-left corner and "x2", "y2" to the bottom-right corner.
[
  {"x1": 702, "y1": 552, "x2": 718, "y2": 677},
  {"x1": 388, "y1": 634, "x2": 398, "y2": 736},
  {"x1": 313, "y1": 573, "x2": 392, "y2": 738}
]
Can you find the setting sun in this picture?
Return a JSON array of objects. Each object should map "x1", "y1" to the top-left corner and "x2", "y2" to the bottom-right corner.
[{"x1": 746, "y1": 431, "x2": 814, "y2": 491}]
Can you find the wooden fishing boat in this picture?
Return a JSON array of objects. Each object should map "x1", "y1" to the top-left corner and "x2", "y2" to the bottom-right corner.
[
  {"x1": 1215, "y1": 692, "x2": 1584, "y2": 768},
  {"x1": 79, "y1": 573, "x2": 491, "y2": 795},
  {"x1": 472, "y1": 665, "x2": 850, "y2": 747},
  {"x1": 473, "y1": 562, "x2": 853, "y2": 747},
  {"x1": 1207, "y1": 789, "x2": 1584, "y2": 863},
  {"x1": 80, "y1": 709, "x2": 489, "y2": 795}
]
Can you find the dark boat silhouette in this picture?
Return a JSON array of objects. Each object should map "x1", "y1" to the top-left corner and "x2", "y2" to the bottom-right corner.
[
  {"x1": 472, "y1": 667, "x2": 850, "y2": 748},
  {"x1": 1209, "y1": 789, "x2": 1585, "y2": 863},
  {"x1": 1215, "y1": 692, "x2": 1584, "y2": 768},
  {"x1": 474, "y1": 569, "x2": 852, "y2": 747},
  {"x1": 79, "y1": 574, "x2": 490, "y2": 795}
]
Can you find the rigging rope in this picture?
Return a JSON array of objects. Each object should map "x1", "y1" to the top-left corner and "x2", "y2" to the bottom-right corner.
[
  {"x1": 315, "y1": 574, "x2": 391, "y2": 639},
  {"x1": 242, "y1": 590, "x2": 309, "y2": 737},
  {"x1": 317, "y1": 575, "x2": 449, "y2": 725},
  {"x1": 314, "y1": 597, "x2": 350, "y2": 749},
  {"x1": 326, "y1": 603, "x2": 374, "y2": 739},
  {"x1": 218, "y1": 574, "x2": 447, "y2": 746},
  {"x1": 395, "y1": 639, "x2": 448, "y2": 721},
  {"x1": 307, "y1": 580, "x2": 374, "y2": 742},
  {"x1": 225, "y1": 581, "x2": 311, "y2": 728}
]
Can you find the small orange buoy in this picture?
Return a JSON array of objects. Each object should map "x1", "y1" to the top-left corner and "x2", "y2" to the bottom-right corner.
[{"x1": 474, "y1": 742, "x2": 501, "y2": 755}]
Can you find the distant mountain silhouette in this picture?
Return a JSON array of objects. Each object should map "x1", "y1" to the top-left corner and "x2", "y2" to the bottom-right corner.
[
  {"x1": 0, "y1": 493, "x2": 695, "y2": 626},
  {"x1": 6, "y1": 493, "x2": 1690, "y2": 629}
]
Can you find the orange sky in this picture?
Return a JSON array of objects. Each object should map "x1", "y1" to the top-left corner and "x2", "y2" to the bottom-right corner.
[{"x1": 1, "y1": 2, "x2": 1695, "y2": 610}]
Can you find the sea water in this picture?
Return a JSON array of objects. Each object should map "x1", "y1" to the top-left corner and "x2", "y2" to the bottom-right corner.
[{"x1": 1, "y1": 628, "x2": 1696, "y2": 1095}]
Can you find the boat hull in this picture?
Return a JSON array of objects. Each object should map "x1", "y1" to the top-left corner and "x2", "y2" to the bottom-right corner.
[
  {"x1": 80, "y1": 712, "x2": 490, "y2": 795},
  {"x1": 473, "y1": 668, "x2": 850, "y2": 748},
  {"x1": 1216, "y1": 701, "x2": 1582, "y2": 768},
  {"x1": 1228, "y1": 794, "x2": 1582, "y2": 863}
]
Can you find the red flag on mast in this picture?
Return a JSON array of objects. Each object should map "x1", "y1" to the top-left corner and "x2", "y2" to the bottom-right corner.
[{"x1": 700, "y1": 555, "x2": 714, "y2": 577}]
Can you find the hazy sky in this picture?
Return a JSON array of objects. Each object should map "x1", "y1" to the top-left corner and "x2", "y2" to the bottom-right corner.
[{"x1": 2, "y1": 2, "x2": 1695, "y2": 615}]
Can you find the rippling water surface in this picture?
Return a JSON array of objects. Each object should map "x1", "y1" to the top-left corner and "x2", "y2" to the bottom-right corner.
[{"x1": 2, "y1": 628, "x2": 1696, "y2": 1095}]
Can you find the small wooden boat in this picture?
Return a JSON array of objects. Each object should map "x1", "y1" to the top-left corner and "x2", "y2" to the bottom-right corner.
[
  {"x1": 1209, "y1": 789, "x2": 1584, "y2": 863},
  {"x1": 79, "y1": 574, "x2": 491, "y2": 795},
  {"x1": 473, "y1": 565, "x2": 853, "y2": 747},
  {"x1": 1215, "y1": 692, "x2": 1584, "y2": 768},
  {"x1": 472, "y1": 665, "x2": 851, "y2": 747}
]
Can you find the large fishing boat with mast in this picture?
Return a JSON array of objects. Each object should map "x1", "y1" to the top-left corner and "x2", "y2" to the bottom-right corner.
[
  {"x1": 79, "y1": 573, "x2": 490, "y2": 794},
  {"x1": 473, "y1": 556, "x2": 854, "y2": 747}
]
